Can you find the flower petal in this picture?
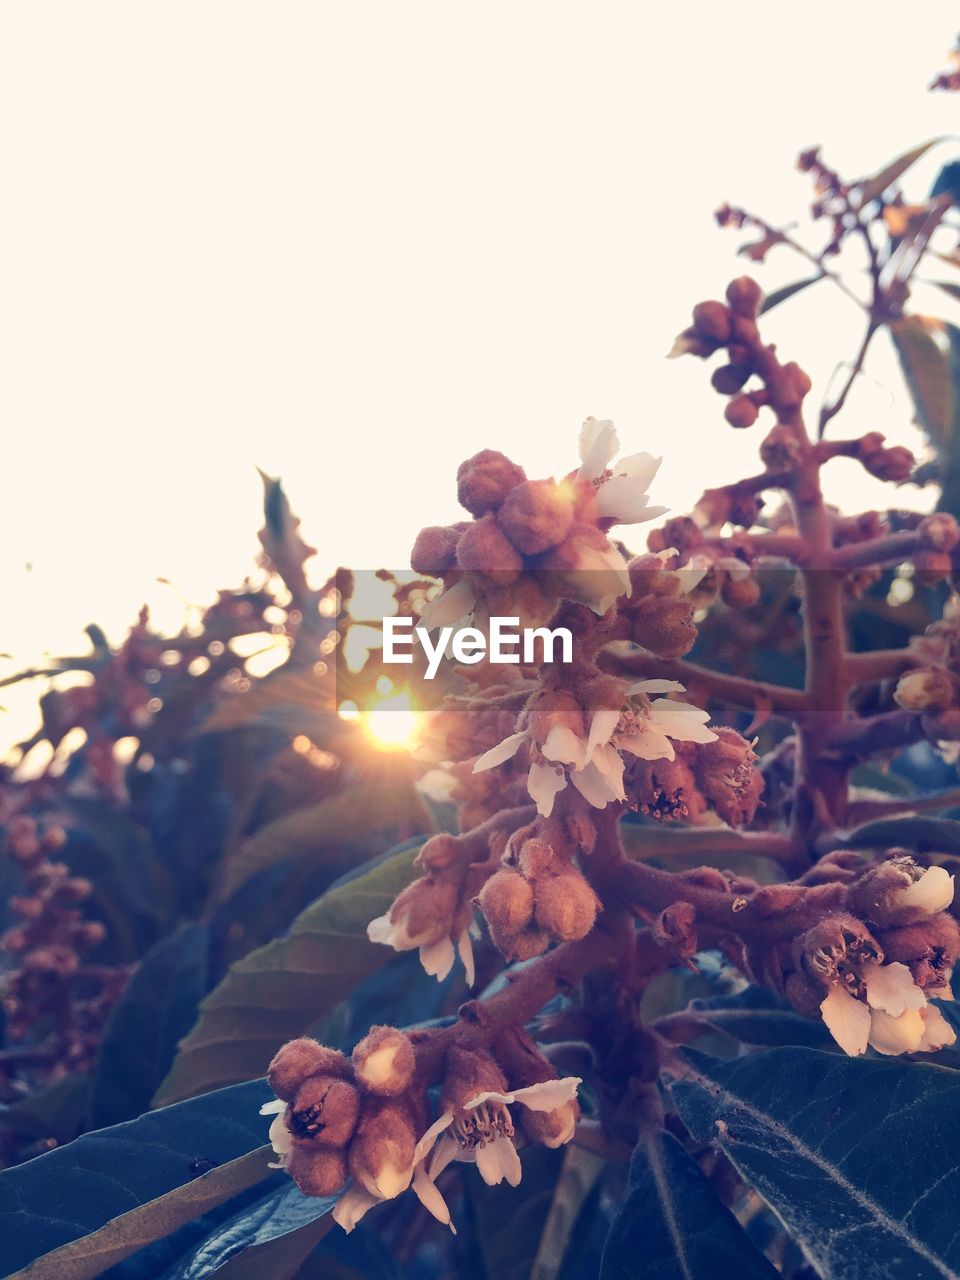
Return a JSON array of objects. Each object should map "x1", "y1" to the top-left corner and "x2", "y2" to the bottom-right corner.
[
  {"x1": 616, "y1": 728, "x2": 675, "y2": 761},
  {"x1": 868, "y1": 1007, "x2": 925, "y2": 1056},
  {"x1": 585, "y1": 708, "x2": 620, "y2": 760},
  {"x1": 578, "y1": 417, "x2": 619, "y2": 480},
  {"x1": 919, "y1": 1005, "x2": 957, "y2": 1052},
  {"x1": 267, "y1": 1112, "x2": 292, "y2": 1159},
  {"x1": 332, "y1": 1184, "x2": 381, "y2": 1233},
  {"x1": 593, "y1": 742, "x2": 626, "y2": 800},
  {"x1": 367, "y1": 914, "x2": 399, "y2": 948},
  {"x1": 820, "y1": 985, "x2": 871, "y2": 1056},
  {"x1": 413, "y1": 1112, "x2": 455, "y2": 1166},
  {"x1": 510, "y1": 1076, "x2": 582, "y2": 1111},
  {"x1": 473, "y1": 731, "x2": 528, "y2": 772},
  {"x1": 627, "y1": 679, "x2": 687, "y2": 695},
  {"x1": 595, "y1": 476, "x2": 667, "y2": 524},
  {"x1": 863, "y1": 961, "x2": 926, "y2": 1016},
  {"x1": 541, "y1": 724, "x2": 587, "y2": 767},
  {"x1": 476, "y1": 1134, "x2": 523, "y2": 1187},
  {"x1": 570, "y1": 760, "x2": 619, "y2": 809},
  {"x1": 419, "y1": 936, "x2": 456, "y2": 983},
  {"x1": 614, "y1": 451, "x2": 662, "y2": 487},
  {"x1": 259, "y1": 1099, "x2": 286, "y2": 1116},
  {"x1": 412, "y1": 1164, "x2": 457, "y2": 1233},
  {"x1": 527, "y1": 760, "x2": 567, "y2": 817},
  {"x1": 457, "y1": 928, "x2": 476, "y2": 989},
  {"x1": 895, "y1": 865, "x2": 955, "y2": 916},
  {"x1": 419, "y1": 579, "x2": 475, "y2": 631}
]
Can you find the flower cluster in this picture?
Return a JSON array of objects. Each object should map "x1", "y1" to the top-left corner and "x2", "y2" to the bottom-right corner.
[
  {"x1": 1, "y1": 817, "x2": 127, "y2": 1083},
  {"x1": 261, "y1": 1028, "x2": 581, "y2": 1233}
]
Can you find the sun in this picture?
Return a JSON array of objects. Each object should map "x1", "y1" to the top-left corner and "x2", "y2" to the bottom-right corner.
[{"x1": 339, "y1": 681, "x2": 420, "y2": 751}]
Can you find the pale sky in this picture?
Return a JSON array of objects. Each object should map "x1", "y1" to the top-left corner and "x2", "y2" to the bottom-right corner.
[{"x1": 2, "y1": 3, "x2": 960, "y2": 752}]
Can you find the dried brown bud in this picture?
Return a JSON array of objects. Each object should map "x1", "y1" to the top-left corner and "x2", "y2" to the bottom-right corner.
[
  {"x1": 457, "y1": 450, "x2": 527, "y2": 517},
  {"x1": 497, "y1": 479, "x2": 575, "y2": 555},
  {"x1": 287, "y1": 1145, "x2": 348, "y2": 1197},
  {"x1": 894, "y1": 668, "x2": 956, "y2": 713},
  {"x1": 289, "y1": 1076, "x2": 361, "y2": 1147},
  {"x1": 457, "y1": 514, "x2": 524, "y2": 581},
  {"x1": 724, "y1": 394, "x2": 760, "y2": 429},
  {"x1": 759, "y1": 424, "x2": 801, "y2": 471},
  {"x1": 692, "y1": 300, "x2": 732, "y2": 343},
  {"x1": 411, "y1": 525, "x2": 461, "y2": 575},
  {"x1": 920, "y1": 513, "x2": 960, "y2": 553},
  {"x1": 352, "y1": 1026, "x2": 416, "y2": 1097},
  {"x1": 653, "y1": 900, "x2": 698, "y2": 959},
  {"x1": 479, "y1": 869, "x2": 535, "y2": 937},
  {"x1": 518, "y1": 837, "x2": 563, "y2": 880},
  {"x1": 863, "y1": 445, "x2": 915, "y2": 482},
  {"x1": 720, "y1": 572, "x2": 761, "y2": 609},
  {"x1": 533, "y1": 873, "x2": 600, "y2": 942},
  {"x1": 267, "y1": 1038, "x2": 352, "y2": 1102},
  {"x1": 508, "y1": 927, "x2": 552, "y2": 961},
  {"x1": 725, "y1": 276, "x2": 763, "y2": 317},
  {"x1": 348, "y1": 1098, "x2": 418, "y2": 1200},
  {"x1": 710, "y1": 363, "x2": 750, "y2": 395},
  {"x1": 416, "y1": 833, "x2": 460, "y2": 871}
]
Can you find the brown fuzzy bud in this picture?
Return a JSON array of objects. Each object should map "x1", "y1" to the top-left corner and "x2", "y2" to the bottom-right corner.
[
  {"x1": 692, "y1": 300, "x2": 732, "y2": 343},
  {"x1": 411, "y1": 525, "x2": 461, "y2": 575},
  {"x1": 522, "y1": 1101, "x2": 579, "y2": 1148},
  {"x1": 481, "y1": 576, "x2": 561, "y2": 631},
  {"x1": 710, "y1": 363, "x2": 750, "y2": 395},
  {"x1": 387, "y1": 876, "x2": 458, "y2": 948},
  {"x1": 847, "y1": 857, "x2": 955, "y2": 927},
  {"x1": 287, "y1": 1145, "x2": 348, "y2": 1197},
  {"x1": 863, "y1": 446, "x2": 915, "y2": 482},
  {"x1": 533, "y1": 873, "x2": 600, "y2": 941},
  {"x1": 894, "y1": 668, "x2": 956, "y2": 713},
  {"x1": 267, "y1": 1038, "x2": 352, "y2": 1102},
  {"x1": 632, "y1": 755, "x2": 706, "y2": 823},
  {"x1": 653, "y1": 900, "x2": 698, "y2": 960},
  {"x1": 724, "y1": 394, "x2": 759, "y2": 429},
  {"x1": 720, "y1": 573, "x2": 761, "y2": 609},
  {"x1": 73, "y1": 920, "x2": 107, "y2": 950},
  {"x1": 443, "y1": 1046, "x2": 509, "y2": 1108},
  {"x1": 693, "y1": 727, "x2": 763, "y2": 828},
  {"x1": 779, "y1": 362, "x2": 812, "y2": 406},
  {"x1": 518, "y1": 838, "x2": 563, "y2": 880},
  {"x1": 759, "y1": 424, "x2": 801, "y2": 471},
  {"x1": 348, "y1": 1098, "x2": 418, "y2": 1200},
  {"x1": 416, "y1": 833, "x2": 460, "y2": 871},
  {"x1": 478, "y1": 869, "x2": 535, "y2": 937},
  {"x1": 289, "y1": 1076, "x2": 360, "y2": 1148},
  {"x1": 920, "y1": 513, "x2": 960, "y2": 553},
  {"x1": 457, "y1": 450, "x2": 527, "y2": 517},
  {"x1": 877, "y1": 913, "x2": 960, "y2": 992},
  {"x1": 352, "y1": 1026, "x2": 416, "y2": 1097},
  {"x1": 456, "y1": 514, "x2": 524, "y2": 582},
  {"x1": 508, "y1": 927, "x2": 552, "y2": 961},
  {"x1": 725, "y1": 276, "x2": 763, "y2": 317},
  {"x1": 527, "y1": 690, "x2": 586, "y2": 744},
  {"x1": 629, "y1": 597, "x2": 698, "y2": 659},
  {"x1": 497, "y1": 479, "x2": 575, "y2": 555}
]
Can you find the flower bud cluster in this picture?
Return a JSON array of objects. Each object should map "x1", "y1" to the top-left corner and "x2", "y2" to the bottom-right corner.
[
  {"x1": 1, "y1": 816, "x2": 127, "y2": 1082},
  {"x1": 264, "y1": 1030, "x2": 581, "y2": 1232},
  {"x1": 478, "y1": 837, "x2": 601, "y2": 960},
  {"x1": 759, "y1": 856, "x2": 958, "y2": 1057}
]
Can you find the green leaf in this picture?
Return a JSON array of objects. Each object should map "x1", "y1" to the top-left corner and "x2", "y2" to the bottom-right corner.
[
  {"x1": 890, "y1": 315, "x2": 954, "y2": 447},
  {"x1": 759, "y1": 274, "x2": 822, "y2": 315},
  {"x1": 154, "y1": 844, "x2": 422, "y2": 1105},
  {"x1": 0, "y1": 1074, "x2": 91, "y2": 1145},
  {"x1": 216, "y1": 779, "x2": 430, "y2": 903},
  {"x1": 834, "y1": 814, "x2": 960, "y2": 854},
  {"x1": 0, "y1": 1078, "x2": 275, "y2": 1279},
  {"x1": 679, "y1": 986, "x2": 834, "y2": 1049},
  {"x1": 857, "y1": 139, "x2": 944, "y2": 208},
  {"x1": 668, "y1": 1046, "x2": 960, "y2": 1280},
  {"x1": 170, "y1": 1182, "x2": 335, "y2": 1279},
  {"x1": 600, "y1": 1128, "x2": 779, "y2": 1279},
  {"x1": 530, "y1": 1146, "x2": 604, "y2": 1280},
  {"x1": 90, "y1": 923, "x2": 209, "y2": 1129},
  {"x1": 209, "y1": 1216, "x2": 335, "y2": 1279}
]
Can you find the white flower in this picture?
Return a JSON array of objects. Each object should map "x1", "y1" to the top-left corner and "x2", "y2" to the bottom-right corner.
[
  {"x1": 410, "y1": 1076, "x2": 582, "y2": 1230},
  {"x1": 259, "y1": 1098, "x2": 292, "y2": 1169},
  {"x1": 367, "y1": 912, "x2": 476, "y2": 988},
  {"x1": 419, "y1": 577, "x2": 476, "y2": 633},
  {"x1": 577, "y1": 419, "x2": 668, "y2": 526},
  {"x1": 819, "y1": 960, "x2": 957, "y2": 1057},
  {"x1": 893, "y1": 865, "x2": 955, "y2": 917},
  {"x1": 472, "y1": 681, "x2": 716, "y2": 817}
]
